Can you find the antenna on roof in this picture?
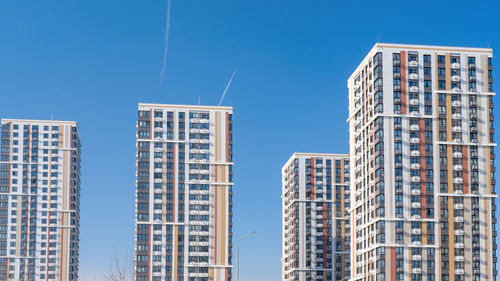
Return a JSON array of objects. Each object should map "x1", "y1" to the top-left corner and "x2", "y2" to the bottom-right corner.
[
  {"x1": 51, "y1": 113, "x2": 53, "y2": 121},
  {"x1": 377, "y1": 35, "x2": 381, "y2": 43},
  {"x1": 218, "y1": 69, "x2": 238, "y2": 106},
  {"x1": 198, "y1": 96, "x2": 201, "y2": 105},
  {"x1": 487, "y1": 41, "x2": 491, "y2": 48}
]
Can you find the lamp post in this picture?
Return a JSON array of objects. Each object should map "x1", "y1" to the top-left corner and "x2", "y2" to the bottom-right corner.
[{"x1": 236, "y1": 231, "x2": 256, "y2": 281}]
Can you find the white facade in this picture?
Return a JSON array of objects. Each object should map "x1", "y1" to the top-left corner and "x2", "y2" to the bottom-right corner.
[
  {"x1": 0, "y1": 119, "x2": 81, "y2": 281},
  {"x1": 135, "y1": 103, "x2": 234, "y2": 281},
  {"x1": 348, "y1": 44, "x2": 496, "y2": 281},
  {"x1": 282, "y1": 153, "x2": 350, "y2": 281}
]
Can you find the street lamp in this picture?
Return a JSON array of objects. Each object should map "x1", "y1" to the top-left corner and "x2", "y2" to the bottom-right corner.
[{"x1": 236, "y1": 231, "x2": 256, "y2": 281}]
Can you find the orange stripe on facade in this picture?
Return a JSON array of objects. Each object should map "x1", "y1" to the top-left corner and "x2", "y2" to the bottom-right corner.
[
  {"x1": 215, "y1": 187, "x2": 218, "y2": 265},
  {"x1": 148, "y1": 225, "x2": 151, "y2": 281},
  {"x1": 173, "y1": 144, "x2": 175, "y2": 221},
  {"x1": 25, "y1": 195, "x2": 29, "y2": 279},
  {"x1": 226, "y1": 113, "x2": 229, "y2": 163},
  {"x1": 149, "y1": 110, "x2": 152, "y2": 139},
  {"x1": 391, "y1": 247, "x2": 396, "y2": 281},
  {"x1": 59, "y1": 216, "x2": 64, "y2": 281},
  {"x1": 310, "y1": 158, "x2": 315, "y2": 200},
  {"x1": 400, "y1": 51, "x2": 407, "y2": 114}
]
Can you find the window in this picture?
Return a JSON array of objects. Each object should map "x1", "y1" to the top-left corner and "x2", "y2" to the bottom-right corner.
[
  {"x1": 423, "y1": 55, "x2": 431, "y2": 62},
  {"x1": 438, "y1": 55, "x2": 445, "y2": 63}
]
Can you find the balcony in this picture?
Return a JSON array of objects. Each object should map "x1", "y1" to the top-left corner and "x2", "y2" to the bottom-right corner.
[
  {"x1": 454, "y1": 217, "x2": 464, "y2": 223},
  {"x1": 412, "y1": 254, "x2": 422, "y2": 261},
  {"x1": 454, "y1": 229, "x2": 465, "y2": 235},
  {"x1": 410, "y1": 137, "x2": 420, "y2": 144},
  {"x1": 454, "y1": 203, "x2": 464, "y2": 210},
  {"x1": 411, "y1": 202, "x2": 421, "y2": 208},
  {"x1": 411, "y1": 189, "x2": 421, "y2": 195},
  {"x1": 452, "y1": 100, "x2": 462, "y2": 107},
  {"x1": 452, "y1": 126, "x2": 462, "y2": 133},
  {"x1": 410, "y1": 150, "x2": 420, "y2": 157},
  {"x1": 470, "y1": 113, "x2": 477, "y2": 119},
  {"x1": 409, "y1": 124, "x2": 420, "y2": 131},
  {"x1": 453, "y1": 164, "x2": 463, "y2": 171},
  {"x1": 470, "y1": 75, "x2": 476, "y2": 82},
  {"x1": 453, "y1": 87, "x2": 461, "y2": 92},
  {"x1": 453, "y1": 151, "x2": 462, "y2": 158},
  {"x1": 411, "y1": 176, "x2": 421, "y2": 182},
  {"x1": 451, "y1": 75, "x2": 461, "y2": 82},
  {"x1": 393, "y1": 59, "x2": 401, "y2": 66},
  {"x1": 409, "y1": 60, "x2": 418, "y2": 67},
  {"x1": 409, "y1": 73, "x2": 419, "y2": 80},
  {"x1": 393, "y1": 72, "x2": 401, "y2": 78},
  {"x1": 453, "y1": 177, "x2": 463, "y2": 184},
  {"x1": 411, "y1": 228, "x2": 422, "y2": 235},
  {"x1": 469, "y1": 63, "x2": 476, "y2": 68},
  {"x1": 451, "y1": 62, "x2": 461, "y2": 69},
  {"x1": 411, "y1": 163, "x2": 421, "y2": 169},
  {"x1": 394, "y1": 85, "x2": 401, "y2": 90},
  {"x1": 452, "y1": 113, "x2": 462, "y2": 119},
  {"x1": 455, "y1": 269, "x2": 465, "y2": 275},
  {"x1": 409, "y1": 99, "x2": 419, "y2": 106},
  {"x1": 409, "y1": 86, "x2": 419, "y2": 93},
  {"x1": 412, "y1": 268, "x2": 422, "y2": 274}
]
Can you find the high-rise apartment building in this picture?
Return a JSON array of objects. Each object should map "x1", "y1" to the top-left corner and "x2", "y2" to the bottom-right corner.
[
  {"x1": 282, "y1": 153, "x2": 351, "y2": 281},
  {"x1": 135, "y1": 103, "x2": 234, "y2": 281},
  {"x1": 0, "y1": 119, "x2": 81, "y2": 281},
  {"x1": 347, "y1": 44, "x2": 496, "y2": 281}
]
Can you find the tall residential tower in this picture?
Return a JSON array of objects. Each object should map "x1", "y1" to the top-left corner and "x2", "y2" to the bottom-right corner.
[
  {"x1": 348, "y1": 44, "x2": 496, "y2": 281},
  {"x1": 0, "y1": 119, "x2": 81, "y2": 281},
  {"x1": 282, "y1": 153, "x2": 351, "y2": 281},
  {"x1": 135, "y1": 103, "x2": 234, "y2": 281}
]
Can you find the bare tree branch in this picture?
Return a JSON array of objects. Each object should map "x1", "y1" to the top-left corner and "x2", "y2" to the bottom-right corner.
[{"x1": 103, "y1": 252, "x2": 135, "y2": 281}]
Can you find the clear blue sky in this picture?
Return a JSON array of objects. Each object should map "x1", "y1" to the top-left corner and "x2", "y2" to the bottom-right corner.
[{"x1": 1, "y1": 0, "x2": 499, "y2": 280}]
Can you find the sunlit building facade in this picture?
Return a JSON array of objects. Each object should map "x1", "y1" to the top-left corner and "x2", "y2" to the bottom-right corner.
[
  {"x1": 348, "y1": 44, "x2": 496, "y2": 281},
  {"x1": 282, "y1": 153, "x2": 351, "y2": 281},
  {"x1": 135, "y1": 103, "x2": 234, "y2": 281},
  {"x1": 0, "y1": 119, "x2": 81, "y2": 281}
]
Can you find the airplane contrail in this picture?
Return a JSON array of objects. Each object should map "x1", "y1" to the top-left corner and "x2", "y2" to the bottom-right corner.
[
  {"x1": 218, "y1": 69, "x2": 238, "y2": 106},
  {"x1": 159, "y1": 0, "x2": 172, "y2": 85}
]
